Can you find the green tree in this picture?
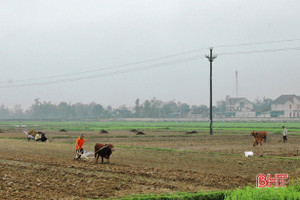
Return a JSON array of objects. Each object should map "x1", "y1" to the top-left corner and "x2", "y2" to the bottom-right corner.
[
  {"x1": 253, "y1": 97, "x2": 273, "y2": 112},
  {"x1": 12, "y1": 104, "x2": 24, "y2": 119},
  {"x1": 0, "y1": 104, "x2": 10, "y2": 119},
  {"x1": 161, "y1": 101, "x2": 178, "y2": 118},
  {"x1": 180, "y1": 103, "x2": 190, "y2": 117},
  {"x1": 57, "y1": 102, "x2": 73, "y2": 119},
  {"x1": 116, "y1": 105, "x2": 132, "y2": 118},
  {"x1": 191, "y1": 105, "x2": 209, "y2": 117},
  {"x1": 134, "y1": 99, "x2": 140, "y2": 117}
]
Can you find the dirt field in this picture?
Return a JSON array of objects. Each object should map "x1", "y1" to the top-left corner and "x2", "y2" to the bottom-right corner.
[{"x1": 0, "y1": 129, "x2": 299, "y2": 199}]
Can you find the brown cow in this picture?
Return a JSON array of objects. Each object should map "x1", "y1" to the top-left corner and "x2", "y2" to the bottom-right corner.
[
  {"x1": 251, "y1": 131, "x2": 267, "y2": 147},
  {"x1": 94, "y1": 143, "x2": 114, "y2": 163}
]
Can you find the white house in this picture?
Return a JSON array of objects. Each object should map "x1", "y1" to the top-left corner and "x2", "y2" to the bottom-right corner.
[
  {"x1": 217, "y1": 96, "x2": 256, "y2": 118},
  {"x1": 271, "y1": 95, "x2": 300, "y2": 118},
  {"x1": 224, "y1": 96, "x2": 254, "y2": 112}
]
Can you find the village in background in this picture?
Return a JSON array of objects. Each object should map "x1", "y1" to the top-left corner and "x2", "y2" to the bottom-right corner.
[{"x1": 0, "y1": 94, "x2": 299, "y2": 120}]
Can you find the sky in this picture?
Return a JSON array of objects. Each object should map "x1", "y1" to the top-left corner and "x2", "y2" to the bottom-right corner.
[{"x1": 0, "y1": 0, "x2": 300, "y2": 110}]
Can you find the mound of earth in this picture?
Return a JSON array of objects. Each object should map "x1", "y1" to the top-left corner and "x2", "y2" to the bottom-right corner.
[
  {"x1": 0, "y1": 129, "x2": 3, "y2": 133},
  {"x1": 136, "y1": 131, "x2": 145, "y2": 135},
  {"x1": 59, "y1": 129, "x2": 68, "y2": 132},
  {"x1": 130, "y1": 129, "x2": 138, "y2": 132},
  {"x1": 186, "y1": 131, "x2": 198, "y2": 134},
  {"x1": 100, "y1": 129, "x2": 109, "y2": 134}
]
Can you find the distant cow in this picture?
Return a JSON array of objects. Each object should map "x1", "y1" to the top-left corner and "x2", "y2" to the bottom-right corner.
[
  {"x1": 94, "y1": 143, "x2": 114, "y2": 163},
  {"x1": 251, "y1": 131, "x2": 267, "y2": 147}
]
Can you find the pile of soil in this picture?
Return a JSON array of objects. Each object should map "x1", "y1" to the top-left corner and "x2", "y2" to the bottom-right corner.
[
  {"x1": 0, "y1": 129, "x2": 3, "y2": 133},
  {"x1": 136, "y1": 131, "x2": 145, "y2": 135},
  {"x1": 59, "y1": 129, "x2": 68, "y2": 132},
  {"x1": 130, "y1": 129, "x2": 138, "y2": 133},
  {"x1": 100, "y1": 129, "x2": 109, "y2": 134},
  {"x1": 186, "y1": 131, "x2": 198, "y2": 134}
]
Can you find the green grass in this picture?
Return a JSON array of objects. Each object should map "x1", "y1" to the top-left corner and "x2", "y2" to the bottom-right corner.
[
  {"x1": 104, "y1": 182, "x2": 300, "y2": 200},
  {"x1": 107, "y1": 191, "x2": 225, "y2": 200},
  {"x1": 224, "y1": 184, "x2": 300, "y2": 200},
  {"x1": 1, "y1": 121, "x2": 300, "y2": 134}
]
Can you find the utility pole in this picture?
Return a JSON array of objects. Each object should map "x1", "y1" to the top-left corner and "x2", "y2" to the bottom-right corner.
[
  {"x1": 206, "y1": 48, "x2": 217, "y2": 135},
  {"x1": 235, "y1": 70, "x2": 238, "y2": 98}
]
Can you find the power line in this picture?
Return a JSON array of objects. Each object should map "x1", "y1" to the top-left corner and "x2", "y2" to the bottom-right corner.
[
  {"x1": 1, "y1": 45, "x2": 300, "y2": 88},
  {"x1": 0, "y1": 55, "x2": 202, "y2": 88},
  {"x1": 214, "y1": 38, "x2": 300, "y2": 49},
  {"x1": 0, "y1": 48, "x2": 208, "y2": 85},
  {"x1": 1, "y1": 38, "x2": 300, "y2": 85},
  {"x1": 218, "y1": 46, "x2": 300, "y2": 56}
]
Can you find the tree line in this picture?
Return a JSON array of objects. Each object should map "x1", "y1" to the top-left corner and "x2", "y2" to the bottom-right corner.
[{"x1": 0, "y1": 97, "x2": 272, "y2": 120}]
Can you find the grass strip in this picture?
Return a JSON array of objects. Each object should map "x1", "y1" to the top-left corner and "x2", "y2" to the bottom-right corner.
[
  {"x1": 106, "y1": 191, "x2": 225, "y2": 200},
  {"x1": 103, "y1": 182, "x2": 300, "y2": 200}
]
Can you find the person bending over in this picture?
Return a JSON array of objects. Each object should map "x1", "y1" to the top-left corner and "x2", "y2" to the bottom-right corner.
[{"x1": 75, "y1": 134, "x2": 85, "y2": 159}]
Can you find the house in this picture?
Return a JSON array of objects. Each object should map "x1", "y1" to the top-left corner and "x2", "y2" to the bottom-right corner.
[
  {"x1": 271, "y1": 95, "x2": 300, "y2": 118},
  {"x1": 217, "y1": 96, "x2": 256, "y2": 118},
  {"x1": 256, "y1": 111, "x2": 271, "y2": 118},
  {"x1": 224, "y1": 96, "x2": 254, "y2": 112}
]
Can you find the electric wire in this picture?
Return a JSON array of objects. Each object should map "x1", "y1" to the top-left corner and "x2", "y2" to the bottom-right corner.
[
  {"x1": 1, "y1": 38, "x2": 300, "y2": 87},
  {"x1": 218, "y1": 46, "x2": 300, "y2": 56},
  {"x1": 0, "y1": 55, "x2": 202, "y2": 88}
]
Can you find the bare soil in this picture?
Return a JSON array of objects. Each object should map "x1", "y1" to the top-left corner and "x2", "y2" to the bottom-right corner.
[{"x1": 0, "y1": 130, "x2": 299, "y2": 199}]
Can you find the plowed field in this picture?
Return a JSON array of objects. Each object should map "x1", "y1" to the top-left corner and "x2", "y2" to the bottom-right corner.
[{"x1": 0, "y1": 129, "x2": 299, "y2": 199}]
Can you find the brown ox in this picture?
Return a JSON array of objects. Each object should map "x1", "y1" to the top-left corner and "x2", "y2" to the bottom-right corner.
[
  {"x1": 251, "y1": 131, "x2": 267, "y2": 147},
  {"x1": 94, "y1": 143, "x2": 114, "y2": 163}
]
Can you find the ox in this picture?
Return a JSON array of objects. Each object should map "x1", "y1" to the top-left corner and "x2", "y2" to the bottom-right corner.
[
  {"x1": 94, "y1": 143, "x2": 114, "y2": 163},
  {"x1": 251, "y1": 131, "x2": 267, "y2": 147}
]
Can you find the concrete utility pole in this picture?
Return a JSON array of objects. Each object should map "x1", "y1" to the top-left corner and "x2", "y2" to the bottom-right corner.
[
  {"x1": 205, "y1": 48, "x2": 217, "y2": 135},
  {"x1": 235, "y1": 70, "x2": 238, "y2": 98}
]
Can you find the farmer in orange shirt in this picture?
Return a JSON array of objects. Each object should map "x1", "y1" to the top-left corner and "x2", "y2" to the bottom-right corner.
[{"x1": 75, "y1": 134, "x2": 85, "y2": 159}]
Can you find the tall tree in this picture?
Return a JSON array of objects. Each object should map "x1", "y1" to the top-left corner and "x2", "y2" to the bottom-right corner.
[
  {"x1": 134, "y1": 99, "x2": 140, "y2": 118},
  {"x1": 0, "y1": 104, "x2": 10, "y2": 119}
]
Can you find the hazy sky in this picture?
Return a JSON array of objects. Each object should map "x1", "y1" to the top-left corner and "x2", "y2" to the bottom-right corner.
[{"x1": 1, "y1": 0, "x2": 300, "y2": 109}]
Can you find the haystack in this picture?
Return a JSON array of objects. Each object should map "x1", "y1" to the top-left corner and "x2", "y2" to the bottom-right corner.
[{"x1": 28, "y1": 130, "x2": 38, "y2": 137}]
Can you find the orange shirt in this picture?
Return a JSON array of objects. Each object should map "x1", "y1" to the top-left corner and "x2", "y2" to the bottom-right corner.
[{"x1": 76, "y1": 137, "x2": 85, "y2": 150}]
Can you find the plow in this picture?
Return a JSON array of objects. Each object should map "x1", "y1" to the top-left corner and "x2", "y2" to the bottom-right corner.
[
  {"x1": 80, "y1": 150, "x2": 94, "y2": 159},
  {"x1": 75, "y1": 144, "x2": 113, "y2": 161}
]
